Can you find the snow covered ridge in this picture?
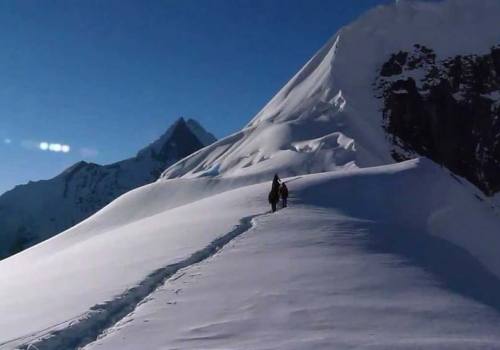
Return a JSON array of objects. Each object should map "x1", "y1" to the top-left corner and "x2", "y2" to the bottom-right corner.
[
  {"x1": 0, "y1": 118, "x2": 215, "y2": 260},
  {"x1": 4, "y1": 159, "x2": 500, "y2": 349}
]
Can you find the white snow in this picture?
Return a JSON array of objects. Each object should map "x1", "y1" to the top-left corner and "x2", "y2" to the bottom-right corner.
[
  {"x1": 85, "y1": 183, "x2": 500, "y2": 350},
  {"x1": 1, "y1": 0, "x2": 500, "y2": 349},
  {"x1": 3, "y1": 159, "x2": 500, "y2": 349}
]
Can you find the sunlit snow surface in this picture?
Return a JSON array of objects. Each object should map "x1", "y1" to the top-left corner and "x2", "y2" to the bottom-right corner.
[
  {"x1": 87, "y1": 198, "x2": 500, "y2": 350},
  {"x1": 3, "y1": 160, "x2": 500, "y2": 349},
  {"x1": 2, "y1": 0, "x2": 500, "y2": 349}
]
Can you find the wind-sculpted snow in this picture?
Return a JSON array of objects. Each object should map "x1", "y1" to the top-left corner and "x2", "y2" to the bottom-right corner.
[
  {"x1": 161, "y1": 0, "x2": 500, "y2": 183},
  {"x1": 162, "y1": 107, "x2": 360, "y2": 181}
]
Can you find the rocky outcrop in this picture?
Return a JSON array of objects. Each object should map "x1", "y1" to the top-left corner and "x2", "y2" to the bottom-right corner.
[{"x1": 376, "y1": 44, "x2": 500, "y2": 195}]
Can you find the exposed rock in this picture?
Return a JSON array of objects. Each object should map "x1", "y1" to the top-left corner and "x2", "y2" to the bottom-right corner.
[{"x1": 376, "y1": 44, "x2": 500, "y2": 195}]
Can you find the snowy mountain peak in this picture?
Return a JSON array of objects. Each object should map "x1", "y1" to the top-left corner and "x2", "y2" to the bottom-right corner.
[
  {"x1": 161, "y1": 0, "x2": 500, "y2": 195},
  {"x1": 185, "y1": 118, "x2": 217, "y2": 146},
  {"x1": 247, "y1": 34, "x2": 341, "y2": 129},
  {"x1": 137, "y1": 117, "x2": 215, "y2": 161}
]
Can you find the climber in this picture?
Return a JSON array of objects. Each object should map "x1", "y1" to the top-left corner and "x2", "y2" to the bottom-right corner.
[
  {"x1": 269, "y1": 174, "x2": 281, "y2": 213},
  {"x1": 280, "y1": 182, "x2": 288, "y2": 208},
  {"x1": 268, "y1": 188, "x2": 279, "y2": 213}
]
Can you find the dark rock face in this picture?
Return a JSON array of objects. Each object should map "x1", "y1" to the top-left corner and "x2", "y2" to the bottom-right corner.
[
  {"x1": 376, "y1": 44, "x2": 500, "y2": 195},
  {"x1": 152, "y1": 119, "x2": 204, "y2": 163}
]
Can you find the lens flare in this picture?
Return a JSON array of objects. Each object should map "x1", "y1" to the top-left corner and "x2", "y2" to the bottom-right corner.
[
  {"x1": 39, "y1": 142, "x2": 71, "y2": 153},
  {"x1": 49, "y1": 143, "x2": 62, "y2": 152}
]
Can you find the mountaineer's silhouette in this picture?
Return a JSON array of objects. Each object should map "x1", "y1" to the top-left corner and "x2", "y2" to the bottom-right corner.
[{"x1": 268, "y1": 174, "x2": 281, "y2": 213}]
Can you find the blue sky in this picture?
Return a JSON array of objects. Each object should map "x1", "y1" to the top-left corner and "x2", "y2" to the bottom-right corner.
[{"x1": 0, "y1": 0, "x2": 391, "y2": 194}]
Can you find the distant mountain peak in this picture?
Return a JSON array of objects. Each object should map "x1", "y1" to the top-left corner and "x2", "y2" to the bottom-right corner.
[
  {"x1": 137, "y1": 117, "x2": 214, "y2": 160},
  {"x1": 0, "y1": 117, "x2": 216, "y2": 260}
]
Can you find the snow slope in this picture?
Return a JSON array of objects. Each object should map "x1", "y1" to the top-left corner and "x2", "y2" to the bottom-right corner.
[
  {"x1": 0, "y1": 118, "x2": 215, "y2": 260},
  {"x1": 162, "y1": 0, "x2": 500, "y2": 181},
  {"x1": 1, "y1": 0, "x2": 500, "y2": 349},
  {"x1": 86, "y1": 182, "x2": 500, "y2": 350},
  {"x1": 2, "y1": 159, "x2": 500, "y2": 349}
]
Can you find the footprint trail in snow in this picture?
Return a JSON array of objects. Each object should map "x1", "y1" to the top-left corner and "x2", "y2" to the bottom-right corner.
[{"x1": 20, "y1": 214, "x2": 264, "y2": 350}]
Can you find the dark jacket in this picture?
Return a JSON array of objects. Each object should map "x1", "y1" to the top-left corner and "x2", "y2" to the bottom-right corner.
[
  {"x1": 280, "y1": 184, "x2": 288, "y2": 198},
  {"x1": 268, "y1": 189, "x2": 279, "y2": 204}
]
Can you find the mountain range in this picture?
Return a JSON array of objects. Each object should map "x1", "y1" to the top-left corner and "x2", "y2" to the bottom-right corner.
[{"x1": 0, "y1": 117, "x2": 215, "y2": 259}]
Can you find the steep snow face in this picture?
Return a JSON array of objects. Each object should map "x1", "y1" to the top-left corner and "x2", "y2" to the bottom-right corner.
[
  {"x1": 0, "y1": 118, "x2": 214, "y2": 260},
  {"x1": 162, "y1": 0, "x2": 500, "y2": 183}
]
